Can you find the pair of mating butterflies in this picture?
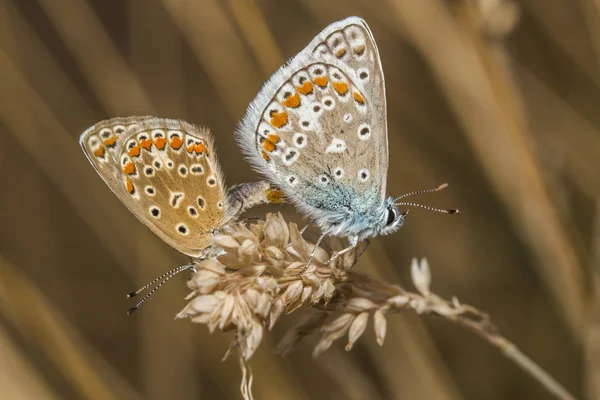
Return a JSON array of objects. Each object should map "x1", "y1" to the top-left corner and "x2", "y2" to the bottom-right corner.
[{"x1": 80, "y1": 17, "x2": 457, "y2": 311}]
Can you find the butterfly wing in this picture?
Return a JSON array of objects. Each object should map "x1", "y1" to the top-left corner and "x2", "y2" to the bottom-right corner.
[
  {"x1": 237, "y1": 17, "x2": 388, "y2": 231},
  {"x1": 80, "y1": 117, "x2": 226, "y2": 257}
]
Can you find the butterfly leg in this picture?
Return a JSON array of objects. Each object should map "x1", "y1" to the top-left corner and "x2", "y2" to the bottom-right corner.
[
  {"x1": 300, "y1": 233, "x2": 327, "y2": 274},
  {"x1": 299, "y1": 225, "x2": 309, "y2": 235},
  {"x1": 326, "y1": 245, "x2": 354, "y2": 262},
  {"x1": 326, "y1": 236, "x2": 360, "y2": 265}
]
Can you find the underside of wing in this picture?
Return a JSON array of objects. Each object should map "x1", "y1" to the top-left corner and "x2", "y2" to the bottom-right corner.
[
  {"x1": 236, "y1": 17, "x2": 388, "y2": 221},
  {"x1": 80, "y1": 117, "x2": 226, "y2": 257}
]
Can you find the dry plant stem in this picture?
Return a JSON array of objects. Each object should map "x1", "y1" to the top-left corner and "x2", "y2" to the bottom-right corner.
[
  {"x1": 391, "y1": 0, "x2": 586, "y2": 339},
  {"x1": 372, "y1": 289, "x2": 577, "y2": 400},
  {"x1": 178, "y1": 215, "x2": 576, "y2": 400},
  {"x1": 325, "y1": 264, "x2": 577, "y2": 400},
  {"x1": 453, "y1": 316, "x2": 577, "y2": 400}
]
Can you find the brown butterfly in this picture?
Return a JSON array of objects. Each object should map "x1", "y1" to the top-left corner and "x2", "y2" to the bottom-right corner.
[{"x1": 80, "y1": 116, "x2": 283, "y2": 313}]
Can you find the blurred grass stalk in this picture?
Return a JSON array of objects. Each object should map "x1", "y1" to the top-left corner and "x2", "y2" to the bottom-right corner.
[
  {"x1": 587, "y1": 201, "x2": 600, "y2": 399},
  {"x1": 390, "y1": 0, "x2": 585, "y2": 340},
  {"x1": 0, "y1": 323, "x2": 60, "y2": 400},
  {"x1": 0, "y1": 254, "x2": 145, "y2": 400},
  {"x1": 161, "y1": 0, "x2": 264, "y2": 118}
]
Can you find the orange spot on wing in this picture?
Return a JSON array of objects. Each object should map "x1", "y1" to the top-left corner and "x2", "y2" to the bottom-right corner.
[
  {"x1": 126, "y1": 179, "x2": 135, "y2": 194},
  {"x1": 261, "y1": 151, "x2": 270, "y2": 161},
  {"x1": 353, "y1": 91, "x2": 365, "y2": 105},
  {"x1": 154, "y1": 137, "x2": 166, "y2": 150},
  {"x1": 266, "y1": 134, "x2": 280, "y2": 143},
  {"x1": 282, "y1": 92, "x2": 300, "y2": 108},
  {"x1": 296, "y1": 81, "x2": 313, "y2": 95},
  {"x1": 270, "y1": 111, "x2": 288, "y2": 128},
  {"x1": 266, "y1": 187, "x2": 285, "y2": 203},
  {"x1": 103, "y1": 136, "x2": 116, "y2": 147},
  {"x1": 94, "y1": 147, "x2": 105, "y2": 158},
  {"x1": 262, "y1": 140, "x2": 276, "y2": 152},
  {"x1": 313, "y1": 76, "x2": 328, "y2": 88},
  {"x1": 128, "y1": 145, "x2": 140, "y2": 157},
  {"x1": 123, "y1": 162, "x2": 135, "y2": 175},
  {"x1": 195, "y1": 142, "x2": 205, "y2": 154},
  {"x1": 187, "y1": 144, "x2": 195, "y2": 153},
  {"x1": 335, "y1": 48, "x2": 347, "y2": 58},
  {"x1": 333, "y1": 81, "x2": 349, "y2": 96},
  {"x1": 205, "y1": 147, "x2": 210, "y2": 157},
  {"x1": 170, "y1": 136, "x2": 183, "y2": 149},
  {"x1": 140, "y1": 139, "x2": 152, "y2": 151}
]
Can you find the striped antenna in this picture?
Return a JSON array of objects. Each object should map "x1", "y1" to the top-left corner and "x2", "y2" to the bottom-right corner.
[
  {"x1": 394, "y1": 183, "x2": 449, "y2": 202},
  {"x1": 395, "y1": 183, "x2": 460, "y2": 214},
  {"x1": 126, "y1": 264, "x2": 195, "y2": 315},
  {"x1": 395, "y1": 202, "x2": 460, "y2": 214}
]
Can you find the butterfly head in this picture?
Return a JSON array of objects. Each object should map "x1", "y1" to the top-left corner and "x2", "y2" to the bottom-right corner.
[
  {"x1": 378, "y1": 196, "x2": 405, "y2": 236},
  {"x1": 366, "y1": 183, "x2": 461, "y2": 240},
  {"x1": 335, "y1": 196, "x2": 405, "y2": 242}
]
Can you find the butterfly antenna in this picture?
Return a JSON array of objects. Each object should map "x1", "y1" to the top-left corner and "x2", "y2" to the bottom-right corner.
[
  {"x1": 126, "y1": 264, "x2": 191, "y2": 299},
  {"x1": 394, "y1": 183, "x2": 449, "y2": 202},
  {"x1": 395, "y1": 202, "x2": 460, "y2": 214},
  {"x1": 126, "y1": 264, "x2": 195, "y2": 315}
]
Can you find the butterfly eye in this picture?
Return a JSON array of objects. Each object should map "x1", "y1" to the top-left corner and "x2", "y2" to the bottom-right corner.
[{"x1": 386, "y1": 208, "x2": 397, "y2": 226}]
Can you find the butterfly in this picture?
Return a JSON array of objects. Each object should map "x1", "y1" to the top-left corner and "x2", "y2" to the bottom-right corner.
[
  {"x1": 80, "y1": 116, "x2": 282, "y2": 312},
  {"x1": 236, "y1": 17, "x2": 458, "y2": 257}
]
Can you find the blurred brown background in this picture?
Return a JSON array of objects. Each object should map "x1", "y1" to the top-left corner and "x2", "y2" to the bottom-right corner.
[{"x1": 0, "y1": 0, "x2": 597, "y2": 399}]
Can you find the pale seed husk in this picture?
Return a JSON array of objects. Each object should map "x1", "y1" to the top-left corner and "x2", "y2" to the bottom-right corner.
[
  {"x1": 346, "y1": 311, "x2": 369, "y2": 351},
  {"x1": 374, "y1": 310, "x2": 387, "y2": 346}
]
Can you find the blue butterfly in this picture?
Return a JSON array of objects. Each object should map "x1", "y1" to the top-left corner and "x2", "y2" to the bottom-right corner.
[{"x1": 237, "y1": 17, "x2": 457, "y2": 257}]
